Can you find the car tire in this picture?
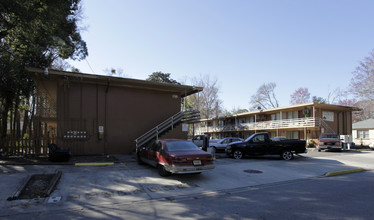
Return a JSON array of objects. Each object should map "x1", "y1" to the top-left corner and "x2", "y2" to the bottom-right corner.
[
  {"x1": 158, "y1": 164, "x2": 171, "y2": 177},
  {"x1": 281, "y1": 150, "x2": 293, "y2": 160},
  {"x1": 137, "y1": 154, "x2": 144, "y2": 165},
  {"x1": 233, "y1": 150, "x2": 243, "y2": 159}
]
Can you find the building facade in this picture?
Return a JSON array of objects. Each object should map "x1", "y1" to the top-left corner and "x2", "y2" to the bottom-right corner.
[
  {"x1": 30, "y1": 68, "x2": 201, "y2": 155},
  {"x1": 192, "y1": 103, "x2": 358, "y2": 146},
  {"x1": 352, "y1": 118, "x2": 374, "y2": 147}
]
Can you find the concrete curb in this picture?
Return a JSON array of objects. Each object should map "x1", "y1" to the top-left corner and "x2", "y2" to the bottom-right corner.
[
  {"x1": 46, "y1": 170, "x2": 62, "y2": 196},
  {"x1": 7, "y1": 175, "x2": 31, "y2": 201},
  {"x1": 75, "y1": 162, "x2": 114, "y2": 166},
  {"x1": 7, "y1": 170, "x2": 62, "y2": 201},
  {"x1": 324, "y1": 168, "x2": 365, "y2": 177}
]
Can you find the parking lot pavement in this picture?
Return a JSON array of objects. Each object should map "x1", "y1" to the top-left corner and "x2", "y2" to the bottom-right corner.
[{"x1": 1, "y1": 151, "x2": 373, "y2": 217}]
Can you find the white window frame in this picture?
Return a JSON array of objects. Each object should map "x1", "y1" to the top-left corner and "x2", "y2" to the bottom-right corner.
[{"x1": 358, "y1": 130, "x2": 369, "y2": 139}]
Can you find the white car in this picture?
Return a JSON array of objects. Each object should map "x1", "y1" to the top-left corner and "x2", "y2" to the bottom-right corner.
[
  {"x1": 369, "y1": 141, "x2": 374, "y2": 149},
  {"x1": 209, "y1": 137, "x2": 243, "y2": 153}
]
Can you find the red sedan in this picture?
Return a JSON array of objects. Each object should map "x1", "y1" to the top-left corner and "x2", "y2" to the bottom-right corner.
[{"x1": 137, "y1": 139, "x2": 215, "y2": 176}]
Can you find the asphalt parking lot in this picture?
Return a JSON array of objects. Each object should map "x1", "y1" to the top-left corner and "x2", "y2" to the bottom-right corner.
[{"x1": 0, "y1": 149, "x2": 373, "y2": 217}]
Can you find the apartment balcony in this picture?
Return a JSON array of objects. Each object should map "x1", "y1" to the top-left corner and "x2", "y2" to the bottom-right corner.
[{"x1": 197, "y1": 117, "x2": 327, "y2": 133}]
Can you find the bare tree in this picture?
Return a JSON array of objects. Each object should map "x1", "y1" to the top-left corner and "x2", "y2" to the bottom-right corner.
[
  {"x1": 338, "y1": 98, "x2": 357, "y2": 107},
  {"x1": 186, "y1": 75, "x2": 223, "y2": 119},
  {"x1": 222, "y1": 107, "x2": 249, "y2": 117},
  {"x1": 249, "y1": 82, "x2": 279, "y2": 110},
  {"x1": 350, "y1": 49, "x2": 374, "y2": 101},
  {"x1": 352, "y1": 100, "x2": 374, "y2": 121},
  {"x1": 326, "y1": 87, "x2": 347, "y2": 104},
  {"x1": 290, "y1": 88, "x2": 311, "y2": 105}
]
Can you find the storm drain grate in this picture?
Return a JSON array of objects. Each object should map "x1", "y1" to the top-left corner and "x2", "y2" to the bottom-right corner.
[{"x1": 243, "y1": 169, "x2": 263, "y2": 174}]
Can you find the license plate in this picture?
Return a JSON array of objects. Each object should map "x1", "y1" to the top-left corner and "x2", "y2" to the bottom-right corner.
[{"x1": 193, "y1": 160, "x2": 201, "y2": 166}]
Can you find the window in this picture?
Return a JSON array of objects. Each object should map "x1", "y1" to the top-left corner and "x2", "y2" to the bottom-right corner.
[
  {"x1": 271, "y1": 113, "x2": 280, "y2": 120},
  {"x1": 286, "y1": 131, "x2": 299, "y2": 139},
  {"x1": 222, "y1": 139, "x2": 230, "y2": 144},
  {"x1": 358, "y1": 130, "x2": 369, "y2": 139},
  {"x1": 320, "y1": 134, "x2": 339, "y2": 139},
  {"x1": 166, "y1": 141, "x2": 200, "y2": 151},
  {"x1": 286, "y1": 111, "x2": 298, "y2": 119},
  {"x1": 253, "y1": 135, "x2": 265, "y2": 143}
]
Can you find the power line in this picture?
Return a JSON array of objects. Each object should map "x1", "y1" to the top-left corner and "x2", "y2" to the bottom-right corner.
[{"x1": 85, "y1": 59, "x2": 95, "y2": 73}]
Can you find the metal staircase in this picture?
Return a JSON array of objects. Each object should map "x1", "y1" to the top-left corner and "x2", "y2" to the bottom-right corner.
[
  {"x1": 135, "y1": 110, "x2": 200, "y2": 148},
  {"x1": 317, "y1": 118, "x2": 335, "y2": 133}
]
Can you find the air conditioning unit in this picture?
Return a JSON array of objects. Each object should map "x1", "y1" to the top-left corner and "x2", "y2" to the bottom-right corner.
[
  {"x1": 340, "y1": 135, "x2": 352, "y2": 150},
  {"x1": 340, "y1": 135, "x2": 352, "y2": 143}
]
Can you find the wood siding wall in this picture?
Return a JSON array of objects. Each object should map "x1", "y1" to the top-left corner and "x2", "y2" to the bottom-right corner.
[{"x1": 55, "y1": 80, "x2": 186, "y2": 155}]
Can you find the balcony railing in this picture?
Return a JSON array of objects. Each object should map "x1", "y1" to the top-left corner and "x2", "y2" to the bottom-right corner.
[{"x1": 197, "y1": 117, "x2": 319, "y2": 133}]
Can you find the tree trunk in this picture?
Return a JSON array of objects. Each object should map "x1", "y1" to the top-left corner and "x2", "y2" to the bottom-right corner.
[
  {"x1": 16, "y1": 110, "x2": 21, "y2": 139},
  {"x1": 29, "y1": 96, "x2": 36, "y2": 137},
  {"x1": 22, "y1": 109, "x2": 29, "y2": 138},
  {"x1": 0, "y1": 102, "x2": 10, "y2": 150}
]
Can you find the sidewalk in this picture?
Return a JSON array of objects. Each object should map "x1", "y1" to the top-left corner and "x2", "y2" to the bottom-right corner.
[{"x1": 0, "y1": 153, "x2": 366, "y2": 218}]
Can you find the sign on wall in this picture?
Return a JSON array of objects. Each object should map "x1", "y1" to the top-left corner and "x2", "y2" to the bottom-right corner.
[
  {"x1": 182, "y1": 123, "x2": 188, "y2": 132},
  {"x1": 322, "y1": 111, "x2": 334, "y2": 122}
]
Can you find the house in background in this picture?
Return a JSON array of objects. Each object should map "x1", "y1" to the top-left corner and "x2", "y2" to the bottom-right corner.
[
  {"x1": 193, "y1": 102, "x2": 359, "y2": 146},
  {"x1": 27, "y1": 68, "x2": 201, "y2": 155},
  {"x1": 352, "y1": 118, "x2": 374, "y2": 147}
]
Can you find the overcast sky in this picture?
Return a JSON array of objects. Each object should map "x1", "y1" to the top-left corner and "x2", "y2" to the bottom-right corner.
[{"x1": 69, "y1": 0, "x2": 374, "y2": 110}]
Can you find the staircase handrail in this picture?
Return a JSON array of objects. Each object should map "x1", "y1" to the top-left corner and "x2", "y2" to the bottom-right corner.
[
  {"x1": 135, "y1": 110, "x2": 200, "y2": 148},
  {"x1": 317, "y1": 117, "x2": 336, "y2": 133}
]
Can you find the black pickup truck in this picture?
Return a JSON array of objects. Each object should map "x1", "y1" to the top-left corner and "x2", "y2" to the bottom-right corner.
[{"x1": 225, "y1": 132, "x2": 307, "y2": 160}]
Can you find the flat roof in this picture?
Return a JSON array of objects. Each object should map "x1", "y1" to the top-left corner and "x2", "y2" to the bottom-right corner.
[
  {"x1": 234, "y1": 102, "x2": 360, "y2": 117},
  {"x1": 198, "y1": 102, "x2": 361, "y2": 121},
  {"x1": 27, "y1": 67, "x2": 202, "y2": 97}
]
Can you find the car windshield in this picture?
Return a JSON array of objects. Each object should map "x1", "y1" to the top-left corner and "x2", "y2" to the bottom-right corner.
[
  {"x1": 165, "y1": 141, "x2": 201, "y2": 152},
  {"x1": 320, "y1": 134, "x2": 339, "y2": 139}
]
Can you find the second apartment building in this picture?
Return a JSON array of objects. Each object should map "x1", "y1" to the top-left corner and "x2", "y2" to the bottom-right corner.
[{"x1": 192, "y1": 102, "x2": 359, "y2": 146}]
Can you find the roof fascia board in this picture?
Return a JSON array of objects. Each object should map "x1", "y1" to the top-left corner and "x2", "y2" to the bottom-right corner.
[{"x1": 27, "y1": 67, "x2": 202, "y2": 97}]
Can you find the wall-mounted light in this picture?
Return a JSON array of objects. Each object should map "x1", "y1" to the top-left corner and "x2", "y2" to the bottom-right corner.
[{"x1": 172, "y1": 94, "x2": 179, "y2": 99}]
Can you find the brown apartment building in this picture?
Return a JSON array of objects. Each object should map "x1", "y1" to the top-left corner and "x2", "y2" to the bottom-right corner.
[
  {"x1": 29, "y1": 68, "x2": 201, "y2": 155},
  {"x1": 193, "y1": 103, "x2": 359, "y2": 145}
]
